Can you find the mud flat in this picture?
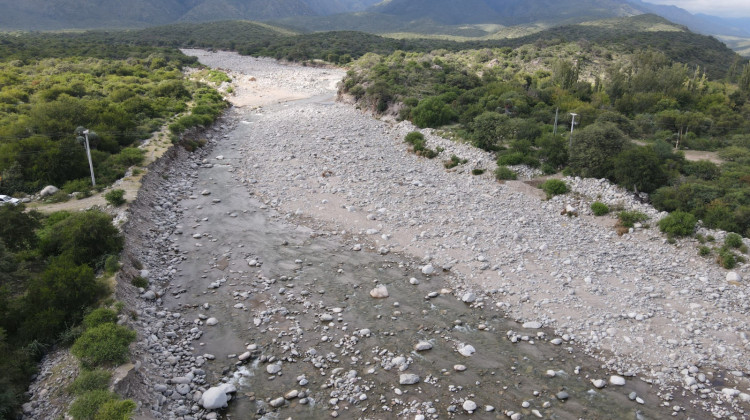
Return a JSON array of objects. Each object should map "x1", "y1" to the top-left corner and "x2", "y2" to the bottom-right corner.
[{"x1": 112, "y1": 50, "x2": 750, "y2": 420}]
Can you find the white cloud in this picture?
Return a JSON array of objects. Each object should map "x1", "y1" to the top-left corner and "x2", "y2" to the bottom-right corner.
[{"x1": 644, "y1": 0, "x2": 750, "y2": 17}]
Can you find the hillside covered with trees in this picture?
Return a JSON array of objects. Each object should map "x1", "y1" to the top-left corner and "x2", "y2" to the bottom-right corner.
[{"x1": 341, "y1": 34, "x2": 750, "y2": 235}]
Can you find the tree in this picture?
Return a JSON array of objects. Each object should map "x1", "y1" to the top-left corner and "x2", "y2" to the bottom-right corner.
[
  {"x1": 612, "y1": 147, "x2": 668, "y2": 193},
  {"x1": 412, "y1": 97, "x2": 456, "y2": 128},
  {"x1": 568, "y1": 122, "x2": 628, "y2": 179},
  {"x1": 39, "y1": 210, "x2": 123, "y2": 267},
  {"x1": 552, "y1": 59, "x2": 579, "y2": 90},
  {"x1": 0, "y1": 204, "x2": 41, "y2": 252},
  {"x1": 471, "y1": 111, "x2": 512, "y2": 151}
]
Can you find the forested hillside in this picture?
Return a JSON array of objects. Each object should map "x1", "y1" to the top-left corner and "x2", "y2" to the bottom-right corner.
[
  {"x1": 341, "y1": 37, "x2": 750, "y2": 236},
  {"x1": 0, "y1": 34, "x2": 230, "y2": 418}
]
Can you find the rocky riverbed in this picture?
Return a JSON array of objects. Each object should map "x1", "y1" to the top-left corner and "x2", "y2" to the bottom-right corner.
[{"x1": 102, "y1": 49, "x2": 750, "y2": 420}]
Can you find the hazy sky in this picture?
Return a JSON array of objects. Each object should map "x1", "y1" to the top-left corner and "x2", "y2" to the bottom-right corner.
[{"x1": 645, "y1": 0, "x2": 750, "y2": 17}]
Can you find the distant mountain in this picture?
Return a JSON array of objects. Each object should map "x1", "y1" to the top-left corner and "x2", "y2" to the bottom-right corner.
[
  {"x1": 694, "y1": 14, "x2": 750, "y2": 37},
  {"x1": 0, "y1": 0, "x2": 378, "y2": 30},
  {"x1": 628, "y1": 0, "x2": 750, "y2": 37},
  {"x1": 370, "y1": 0, "x2": 643, "y2": 26}
]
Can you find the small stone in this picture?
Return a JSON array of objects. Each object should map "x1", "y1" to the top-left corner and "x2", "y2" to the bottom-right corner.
[
  {"x1": 727, "y1": 271, "x2": 742, "y2": 282},
  {"x1": 421, "y1": 264, "x2": 435, "y2": 275},
  {"x1": 205, "y1": 318, "x2": 218, "y2": 326},
  {"x1": 201, "y1": 190, "x2": 211, "y2": 196},
  {"x1": 454, "y1": 364, "x2": 467, "y2": 372},
  {"x1": 409, "y1": 277, "x2": 419, "y2": 285},
  {"x1": 270, "y1": 397, "x2": 285, "y2": 408},
  {"x1": 238, "y1": 352, "x2": 251, "y2": 361},
  {"x1": 556, "y1": 391, "x2": 569, "y2": 401},
  {"x1": 457, "y1": 344, "x2": 475, "y2": 357},
  {"x1": 462, "y1": 400, "x2": 477, "y2": 412},
  {"x1": 546, "y1": 370, "x2": 556, "y2": 377},
  {"x1": 285, "y1": 390, "x2": 299, "y2": 400},
  {"x1": 370, "y1": 285, "x2": 389, "y2": 299},
  {"x1": 591, "y1": 379, "x2": 606, "y2": 389},
  {"x1": 267, "y1": 364, "x2": 282, "y2": 375},
  {"x1": 609, "y1": 375, "x2": 626, "y2": 386},
  {"x1": 522, "y1": 321, "x2": 542, "y2": 329},
  {"x1": 399, "y1": 374, "x2": 420, "y2": 385},
  {"x1": 414, "y1": 341, "x2": 433, "y2": 351},
  {"x1": 462, "y1": 292, "x2": 476, "y2": 303}
]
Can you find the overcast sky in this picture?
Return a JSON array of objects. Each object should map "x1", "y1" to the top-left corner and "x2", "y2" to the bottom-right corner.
[{"x1": 644, "y1": 0, "x2": 750, "y2": 17}]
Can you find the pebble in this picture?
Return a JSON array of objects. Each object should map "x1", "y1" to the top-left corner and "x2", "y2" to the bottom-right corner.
[
  {"x1": 399, "y1": 374, "x2": 420, "y2": 385},
  {"x1": 370, "y1": 285, "x2": 389, "y2": 298},
  {"x1": 610, "y1": 375, "x2": 626, "y2": 386},
  {"x1": 463, "y1": 400, "x2": 477, "y2": 412}
]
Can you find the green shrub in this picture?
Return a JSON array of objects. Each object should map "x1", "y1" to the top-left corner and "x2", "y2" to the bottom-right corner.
[
  {"x1": 618, "y1": 211, "x2": 649, "y2": 228},
  {"x1": 104, "y1": 189, "x2": 126, "y2": 207},
  {"x1": 497, "y1": 152, "x2": 525, "y2": 166},
  {"x1": 698, "y1": 246, "x2": 711, "y2": 257},
  {"x1": 94, "y1": 399, "x2": 136, "y2": 420},
  {"x1": 72, "y1": 323, "x2": 136, "y2": 368},
  {"x1": 68, "y1": 370, "x2": 111, "y2": 395},
  {"x1": 718, "y1": 248, "x2": 737, "y2": 269},
  {"x1": 494, "y1": 166, "x2": 517, "y2": 181},
  {"x1": 69, "y1": 390, "x2": 115, "y2": 420},
  {"x1": 46, "y1": 190, "x2": 71, "y2": 203},
  {"x1": 540, "y1": 179, "x2": 568, "y2": 199},
  {"x1": 471, "y1": 169, "x2": 485, "y2": 176},
  {"x1": 707, "y1": 235, "x2": 716, "y2": 242},
  {"x1": 444, "y1": 155, "x2": 467, "y2": 169},
  {"x1": 39, "y1": 210, "x2": 124, "y2": 267},
  {"x1": 63, "y1": 179, "x2": 93, "y2": 195},
  {"x1": 725, "y1": 233, "x2": 743, "y2": 249},
  {"x1": 83, "y1": 308, "x2": 118, "y2": 329},
  {"x1": 591, "y1": 201, "x2": 610, "y2": 216},
  {"x1": 658, "y1": 211, "x2": 697, "y2": 237},
  {"x1": 104, "y1": 256, "x2": 119, "y2": 274},
  {"x1": 131, "y1": 276, "x2": 148, "y2": 289}
]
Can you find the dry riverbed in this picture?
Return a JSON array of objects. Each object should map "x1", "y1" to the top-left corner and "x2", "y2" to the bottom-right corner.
[{"x1": 109, "y1": 50, "x2": 750, "y2": 420}]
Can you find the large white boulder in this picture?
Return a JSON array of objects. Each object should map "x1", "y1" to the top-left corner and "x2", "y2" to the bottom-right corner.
[
  {"x1": 40, "y1": 185, "x2": 59, "y2": 197},
  {"x1": 200, "y1": 387, "x2": 228, "y2": 410}
]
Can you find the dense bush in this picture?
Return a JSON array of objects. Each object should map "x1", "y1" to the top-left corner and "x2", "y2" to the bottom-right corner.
[
  {"x1": 568, "y1": 123, "x2": 628, "y2": 179},
  {"x1": 658, "y1": 211, "x2": 697, "y2": 237},
  {"x1": 494, "y1": 166, "x2": 517, "y2": 180},
  {"x1": 612, "y1": 147, "x2": 667, "y2": 193},
  {"x1": 591, "y1": 201, "x2": 610, "y2": 216},
  {"x1": 39, "y1": 210, "x2": 123, "y2": 267},
  {"x1": 72, "y1": 323, "x2": 136, "y2": 368},
  {"x1": 69, "y1": 390, "x2": 134, "y2": 420},
  {"x1": 726, "y1": 233, "x2": 743, "y2": 249},
  {"x1": 82, "y1": 308, "x2": 119, "y2": 329},
  {"x1": 104, "y1": 189, "x2": 126, "y2": 207},
  {"x1": 540, "y1": 179, "x2": 568, "y2": 199},
  {"x1": 68, "y1": 370, "x2": 112, "y2": 395},
  {"x1": 618, "y1": 211, "x2": 649, "y2": 228}
]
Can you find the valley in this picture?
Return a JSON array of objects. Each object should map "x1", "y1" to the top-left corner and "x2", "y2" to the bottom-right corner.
[{"x1": 92, "y1": 50, "x2": 750, "y2": 419}]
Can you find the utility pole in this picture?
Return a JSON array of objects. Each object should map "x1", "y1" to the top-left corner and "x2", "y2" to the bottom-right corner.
[
  {"x1": 568, "y1": 113, "x2": 578, "y2": 149},
  {"x1": 82, "y1": 129, "x2": 96, "y2": 187},
  {"x1": 553, "y1": 107, "x2": 559, "y2": 136}
]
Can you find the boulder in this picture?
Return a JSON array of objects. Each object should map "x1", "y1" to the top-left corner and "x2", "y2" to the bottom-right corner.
[
  {"x1": 200, "y1": 386, "x2": 229, "y2": 410},
  {"x1": 40, "y1": 185, "x2": 59, "y2": 197}
]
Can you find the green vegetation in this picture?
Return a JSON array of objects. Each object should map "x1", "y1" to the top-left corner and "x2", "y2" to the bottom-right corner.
[
  {"x1": 494, "y1": 166, "x2": 517, "y2": 181},
  {"x1": 0, "y1": 206, "x2": 123, "y2": 418},
  {"x1": 104, "y1": 190, "x2": 126, "y2": 207},
  {"x1": 617, "y1": 211, "x2": 649, "y2": 228},
  {"x1": 71, "y1": 323, "x2": 136, "y2": 368},
  {"x1": 131, "y1": 276, "x2": 149, "y2": 289},
  {"x1": 68, "y1": 370, "x2": 112, "y2": 395},
  {"x1": 658, "y1": 211, "x2": 697, "y2": 237},
  {"x1": 343, "y1": 36, "x2": 750, "y2": 237},
  {"x1": 541, "y1": 179, "x2": 568, "y2": 199},
  {"x1": 698, "y1": 245, "x2": 712, "y2": 256},
  {"x1": 69, "y1": 389, "x2": 134, "y2": 420},
  {"x1": 444, "y1": 155, "x2": 467, "y2": 169},
  {"x1": 0, "y1": 34, "x2": 226, "y2": 197},
  {"x1": 726, "y1": 233, "x2": 744, "y2": 248},
  {"x1": 591, "y1": 201, "x2": 610, "y2": 216},
  {"x1": 404, "y1": 131, "x2": 439, "y2": 158}
]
